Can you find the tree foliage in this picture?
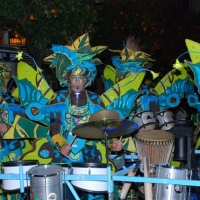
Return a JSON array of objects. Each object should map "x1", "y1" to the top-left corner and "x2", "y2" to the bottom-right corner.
[
  {"x1": 0, "y1": 0, "x2": 200, "y2": 76},
  {"x1": 0, "y1": 0, "x2": 101, "y2": 66}
]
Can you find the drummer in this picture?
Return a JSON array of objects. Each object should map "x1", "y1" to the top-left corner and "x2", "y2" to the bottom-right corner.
[
  {"x1": 48, "y1": 33, "x2": 122, "y2": 163},
  {"x1": 47, "y1": 35, "x2": 122, "y2": 200}
]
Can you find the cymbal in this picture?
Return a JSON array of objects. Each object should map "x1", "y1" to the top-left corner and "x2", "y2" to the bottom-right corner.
[
  {"x1": 89, "y1": 110, "x2": 120, "y2": 122},
  {"x1": 72, "y1": 119, "x2": 138, "y2": 139}
]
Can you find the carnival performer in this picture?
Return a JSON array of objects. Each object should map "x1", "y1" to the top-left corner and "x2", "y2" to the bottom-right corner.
[
  {"x1": 44, "y1": 33, "x2": 123, "y2": 200},
  {"x1": 0, "y1": 64, "x2": 28, "y2": 200}
]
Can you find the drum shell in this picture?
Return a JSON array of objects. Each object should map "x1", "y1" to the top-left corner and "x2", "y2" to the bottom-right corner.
[
  {"x1": 2, "y1": 160, "x2": 38, "y2": 191},
  {"x1": 155, "y1": 110, "x2": 175, "y2": 130},
  {"x1": 153, "y1": 166, "x2": 188, "y2": 200},
  {"x1": 71, "y1": 162, "x2": 107, "y2": 192},
  {"x1": 132, "y1": 111, "x2": 156, "y2": 130},
  {"x1": 28, "y1": 165, "x2": 63, "y2": 200},
  {"x1": 173, "y1": 136, "x2": 187, "y2": 161},
  {"x1": 169, "y1": 120, "x2": 195, "y2": 168}
]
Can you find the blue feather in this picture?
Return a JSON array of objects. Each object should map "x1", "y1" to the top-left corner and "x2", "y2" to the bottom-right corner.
[
  {"x1": 41, "y1": 104, "x2": 66, "y2": 115},
  {"x1": 8, "y1": 105, "x2": 25, "y2": 114}
]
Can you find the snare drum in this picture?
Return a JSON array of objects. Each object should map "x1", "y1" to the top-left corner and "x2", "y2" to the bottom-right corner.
[
  {"x1": 135, "y1": 130, "x2": 174, "y2": 165},
  {"x1": 132, "y1": 111, "x2": 156, "y2": 130},
  {"x1": 2, "y1": 160, "x2": 38, "y2": 191},
  {"x1": 154, "y1": 165, "x2": 188, "y2": 200},
  {"x1": 71, "y1": 162, "x2": 107, "y2": 193},
  {"x1": 155, "y1": 110, "x2": 175, "y2": 130},
  {"x1": 28, "y1": 165, "x2": 63, "y2": 200}
]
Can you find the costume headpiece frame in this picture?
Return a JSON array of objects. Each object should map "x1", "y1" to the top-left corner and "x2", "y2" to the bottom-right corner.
[{"x1": 44, "y1": 33, "x2": 107, "y2": 87}]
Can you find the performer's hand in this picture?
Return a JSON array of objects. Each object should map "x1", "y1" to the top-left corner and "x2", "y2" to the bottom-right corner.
[
  {"x1": 112, "y1": 140, "x2": 123, "y2": 151},
  {"x1": 60, "y1": 144, "x2": 71, "y2": 157}
]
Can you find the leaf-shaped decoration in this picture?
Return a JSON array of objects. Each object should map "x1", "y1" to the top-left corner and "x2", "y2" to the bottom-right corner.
[
  {"x1": 55, "y1": 53, "x2": 73, "y2": 85},
  {"x1": 185, "y1": 61, "x2": 200, "y2": 93},
  {"x1": 101, "y1": 72, "x2": 145, "y2": 107},
  {"x1": 16, "y1": 78, "x2": 49, "y2": 107},
  {"x1": 107, "y1": 89, "x2": 143, "y2": 118},
  {"x1": 70, "y1": 33, "x2": 89, "y2": 50},
  {"x1": 16, "y1": 61, "x2": 55, "y2": 101},
  {"x1": 121, "y1": 48, "x2": 135, "y2": 61},
  {"x1": 14, "y1": 78, "x2": 50, "y2": 125},
  {"x1": 50, "y1": 34, "x2": 107, "y2": 64},
  {"x1": 185, "y1": 39, "x2": 200, "y2": 64},
  {"x1": 154, "y1": 67, "x2": 190, "y2": 95},
  {"x1": 102, "y1": 65, "x2": 117, "y2": 90},
  {"x1": 43, "y1": 53, "x2": 55, "y2": 63}
]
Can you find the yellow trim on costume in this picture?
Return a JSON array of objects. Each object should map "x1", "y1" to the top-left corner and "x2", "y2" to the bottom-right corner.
[
  {"x1": 51, "y1": 133, "x2": 67, "y2": 145},
  {"x1": 3, "y1": 115, "x2": 21, "y2": 139},
  {"x1": 16, "y1": 123, "x2": 29, "y2": 138},
  {"x1": 33, "y1": 124, "x2": 39, "y2": 138},
  {"x1": 51, "y1": 133, "x2": 67, "y2": 151}
]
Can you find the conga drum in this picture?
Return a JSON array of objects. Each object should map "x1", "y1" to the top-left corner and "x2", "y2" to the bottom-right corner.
[
  {"x1": 132, "y1": 111, "x2": 156, "y2": 131},
  {"x1": 135, "y1": 130, "x2": 174, "y2": 166}
]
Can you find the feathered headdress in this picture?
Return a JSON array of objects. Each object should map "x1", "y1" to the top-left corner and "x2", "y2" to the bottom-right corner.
[
  {"x1": 44, "y1": 33, "x2": 107, "y2": 87},
  {"x1": 109, "y1": 35, "x2": 157, "y2": 80}
]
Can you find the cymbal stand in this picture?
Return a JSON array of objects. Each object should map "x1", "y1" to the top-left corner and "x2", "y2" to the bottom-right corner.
[
  {"x1": 102, "y1": 123, "x2": 109, "y2": 166},
  {"x1": 102, "y1": 120, "x2": 114, "y2": 200}
]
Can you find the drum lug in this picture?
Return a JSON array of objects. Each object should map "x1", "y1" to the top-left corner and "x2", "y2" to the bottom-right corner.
[
  {"x1": 174, "y1": 185, "x2": 183, "y2": 193},
  {"x1": 88, "y1": 166, "x2": 91, "y2": 174},
  {"x1": 69, "y1": 166, "x2": 73, "y2": 174}
]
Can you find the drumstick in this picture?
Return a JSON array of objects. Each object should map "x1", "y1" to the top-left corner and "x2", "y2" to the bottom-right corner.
[
  {"x1": 119, "y1": 158, "x2": 142, "y2": 199},
  {"x1": 143, "y1": 157, "x2": 153, "y2": 200},
  {"x1": 69, "y1": 135, "x2": 77, "y2": 147}
]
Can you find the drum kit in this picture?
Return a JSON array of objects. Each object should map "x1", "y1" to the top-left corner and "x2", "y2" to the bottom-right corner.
[{"x1": 0, "y1": 109, "x2": 193, "y2": 200}]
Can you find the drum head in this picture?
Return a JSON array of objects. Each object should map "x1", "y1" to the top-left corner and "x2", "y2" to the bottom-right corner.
[
  {"x1": 135, "y1": 130, "x2": 174, "y2": 143},
  {"x1": 28, "y1": 165, "x2": 63, "y2": 177}
]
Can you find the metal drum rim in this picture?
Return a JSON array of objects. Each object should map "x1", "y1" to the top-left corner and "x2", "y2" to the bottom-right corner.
[
  {"x1": 72, "y1": 162, "x2": 108, "y2": 168},
  {"x1": 2, "y1": 160, "x2": 38, "y2": 166},
  {"x1": 28, "y1": 164, "x2": 63, "y2": 177},
  {"x1": 155, "y1": 165, "x2": 188, "y2": 170}
]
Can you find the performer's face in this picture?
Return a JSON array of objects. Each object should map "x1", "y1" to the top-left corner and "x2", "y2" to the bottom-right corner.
[{"x1": 70, "y1": 75, "x2": 87, "y2": 93}]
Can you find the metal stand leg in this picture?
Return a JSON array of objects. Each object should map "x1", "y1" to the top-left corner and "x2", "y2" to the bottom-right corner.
[
  {"x1": 65, "y1": 181, "x2": 81, "y2": 200},
  {"x1": 107, "y1": 165, "x2": 114, "y2": 200},
  {"x1": 103, "y1": 124, "x2": 114, "y2": 200}
]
